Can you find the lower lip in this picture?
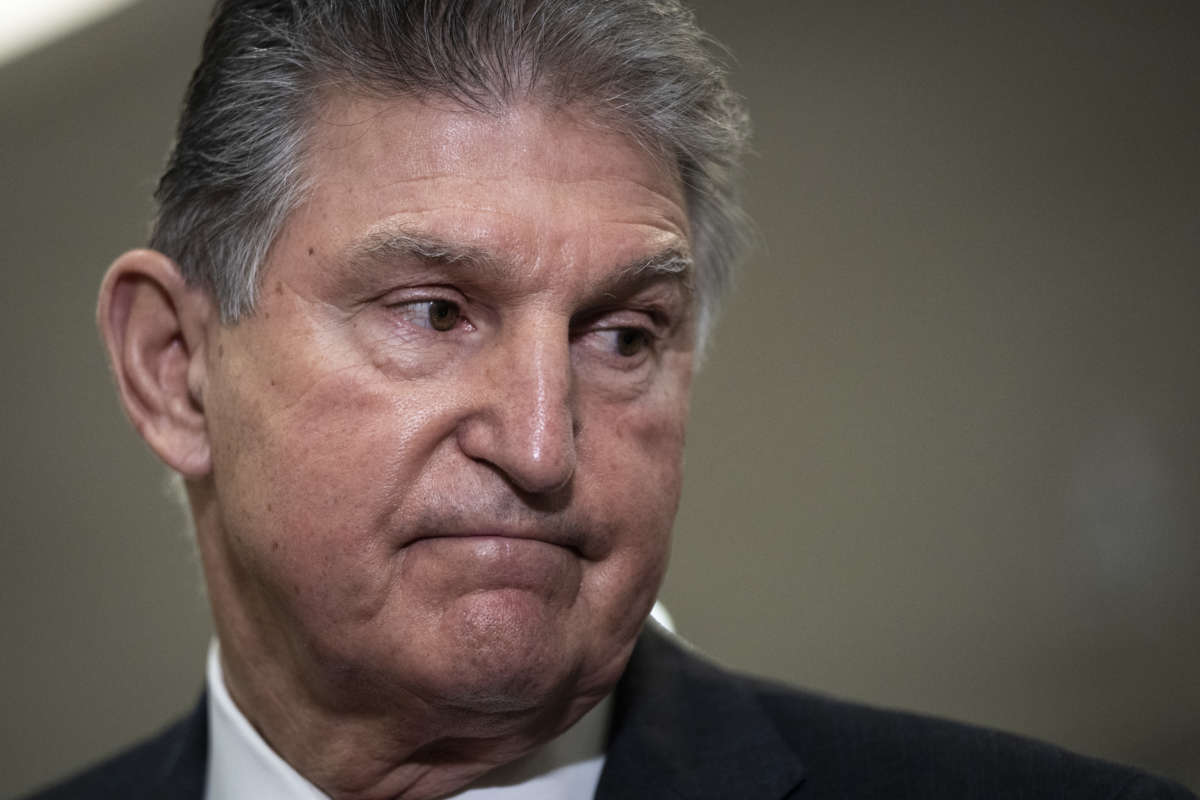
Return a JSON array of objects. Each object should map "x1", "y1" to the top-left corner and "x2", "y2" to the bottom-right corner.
[{"x1": 404, "y1": 535, "x2": 580, "y2": 593}]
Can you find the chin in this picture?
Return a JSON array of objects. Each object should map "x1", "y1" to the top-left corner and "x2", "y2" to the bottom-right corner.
[{"x1": 433, "y1": 590, "x2": 587, "y2": 710}]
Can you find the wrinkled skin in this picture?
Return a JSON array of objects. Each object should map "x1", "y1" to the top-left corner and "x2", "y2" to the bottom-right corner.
[{"x1": 184, "y1": 97, "x2": 696, "y2": 798}]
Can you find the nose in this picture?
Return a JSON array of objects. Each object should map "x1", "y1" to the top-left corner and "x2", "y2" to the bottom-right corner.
[{"x1": 456, "y1": 316, "x2": 577, "y2": 496}]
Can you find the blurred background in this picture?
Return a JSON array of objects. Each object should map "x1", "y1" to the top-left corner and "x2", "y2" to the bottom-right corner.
[{"x1": 1, "y1": 0, "x2": 1197, "y2": 795}]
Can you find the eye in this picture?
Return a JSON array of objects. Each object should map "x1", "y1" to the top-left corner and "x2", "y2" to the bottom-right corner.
[
  {"x1": 614, "y1": 328, "x2": 650, "y2": 357},
  {"x1": 393, "y1": 299, "x2": 462, "y2": 331},
  {"x1": 582, "y1": 326, "x2": 656, "y2": 364}
]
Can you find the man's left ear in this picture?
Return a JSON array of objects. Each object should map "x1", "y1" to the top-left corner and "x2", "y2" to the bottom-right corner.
[{"x1": 97, "y1": 249, "x2": 215, "y2": 478}]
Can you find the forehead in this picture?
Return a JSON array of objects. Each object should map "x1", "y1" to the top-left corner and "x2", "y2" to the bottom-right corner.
[
  {"x1": 307, "y1": 92, "x2": 682, "y2": 190},
  {"x1": 288, "y1": 94, "x2": 690, "y2": 271}
]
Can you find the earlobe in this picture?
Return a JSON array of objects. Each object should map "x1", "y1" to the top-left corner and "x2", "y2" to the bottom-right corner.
[{"x1": 98, "y1": 249, "x2": 214, "y2": 478}]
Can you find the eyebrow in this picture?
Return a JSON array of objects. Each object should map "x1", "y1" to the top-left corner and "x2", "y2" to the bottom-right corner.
[
  {"x1": 344, "y1": 227, "x2": 694, "y2": 297},
  {"x1": 353, "y1": 229, "x2": 499, "y2": 271},
  {"x1": 616, "y1": 249, "x2": 693, "y2": 283},
  {"x1": 596, "y1": 247, "x2": 694, "y2": 307}
]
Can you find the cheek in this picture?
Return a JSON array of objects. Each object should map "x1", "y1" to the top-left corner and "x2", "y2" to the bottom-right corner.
[
  {"x1": 578, "y1": 371, "x2": 689, "y2": 589},
  {"x1": 600, "y1": 357, "x2": 690, "y2": 501},
  {"x1": 573, "y1": 398, "x2": 681, "y2": 661},
  {"x1": 207, "y1": 350, "x2": 455, "y2": 627}
]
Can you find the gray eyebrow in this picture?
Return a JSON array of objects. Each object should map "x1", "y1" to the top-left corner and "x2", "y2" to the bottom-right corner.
[
  {"x1": 600, "y1": 249, "x2": 694, "y2": 304},
  {"x1": 353, "y1": 229, "x2": 497, "y2": 269},
  {"x1": 624, "y1": 251, "x2": 691, "y2": 280},
  {"x1": 619, "y1": 249, "x2": 693, "y2": 282},
  {"x1": 346, "y1": 227, "x2": 693, "y2": 295}
]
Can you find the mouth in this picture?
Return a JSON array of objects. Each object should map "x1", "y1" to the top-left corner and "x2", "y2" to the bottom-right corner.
[
  {"x1": 407, "y1": 526, "x2": 589, "y2": 559},
  {"x1": 401, "y1": 533, "x2": 586, "y2": 596}
]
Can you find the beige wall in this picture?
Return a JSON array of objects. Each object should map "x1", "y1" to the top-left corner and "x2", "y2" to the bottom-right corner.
[{"x1": 2, "y1": 1, "x2": 1197, "y2": 795}]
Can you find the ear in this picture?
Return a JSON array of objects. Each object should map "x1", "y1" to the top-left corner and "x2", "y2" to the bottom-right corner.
[{"x1": 97, "y1": 249, "x2": 215, "y2": 478}]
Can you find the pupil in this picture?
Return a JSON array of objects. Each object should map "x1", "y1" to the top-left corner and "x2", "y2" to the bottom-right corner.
[{"x1": 429, "y1": 300, "x2": 458, "y2": 331}]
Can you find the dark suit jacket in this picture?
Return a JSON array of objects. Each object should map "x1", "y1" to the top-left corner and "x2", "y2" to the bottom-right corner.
[{"x1": 25, "y1": 625, "x2": 1197, "y2": 799}]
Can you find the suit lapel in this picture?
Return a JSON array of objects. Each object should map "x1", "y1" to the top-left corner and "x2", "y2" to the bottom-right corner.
[
  {"x1": 595, "y1": 625, "x2": 806, "y2": 800},
  {"x1": 145, "y1": 691, "x2": 209, "y2": 800}
]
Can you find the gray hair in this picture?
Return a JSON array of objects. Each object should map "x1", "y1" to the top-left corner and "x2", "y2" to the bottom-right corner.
[{"x1": 150, "y1": 0, "x2": 751, "y2": 348}]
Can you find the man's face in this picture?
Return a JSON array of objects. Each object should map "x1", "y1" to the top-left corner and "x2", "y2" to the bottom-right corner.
[{"x1": 197, "y1": 96, "x2": 694, "y2": 717}]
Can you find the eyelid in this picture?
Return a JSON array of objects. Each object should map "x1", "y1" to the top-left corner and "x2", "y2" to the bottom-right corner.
[
  {"x1": 380, "y1": 284, "x2": 468, "y2": 305},
  {"x1": 572, "y1": 303, "x2": 671, "y2": 337}
]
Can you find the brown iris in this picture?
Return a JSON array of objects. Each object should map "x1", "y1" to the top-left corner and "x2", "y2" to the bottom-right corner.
[
  {"x1": 616, "y1": 329, "x2": 648, "y2": 357},
  {"x1": 428, "y1": 300, "x2": 460, "y2": 331}
]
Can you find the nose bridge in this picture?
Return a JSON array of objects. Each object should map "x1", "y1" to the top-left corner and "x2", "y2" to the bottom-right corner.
[
  {"x1": 470, "y1": 312, "x2": 576, "y2": 494},
  {"x1": 521, "y1": 319, "x2": 572, "y2": 467},
  {"x1": 527, "y1": 336, "x2": 561, "y2": 466}
]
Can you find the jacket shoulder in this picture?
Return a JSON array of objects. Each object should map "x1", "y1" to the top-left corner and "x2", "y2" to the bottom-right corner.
[
  {"x1": 21, "y1": 697, "x2": 207, "y2": 800},
  {"x1": 743, "y1": 674, "x2": 1196, "y2": 799}
]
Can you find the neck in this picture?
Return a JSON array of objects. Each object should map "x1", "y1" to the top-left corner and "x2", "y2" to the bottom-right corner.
[
  {"x1": 207, "y1": 641, "x2": 612, "y2": 799},
  {"x1": 211, "y1": 634, "x2": 604, "y2": 799}
]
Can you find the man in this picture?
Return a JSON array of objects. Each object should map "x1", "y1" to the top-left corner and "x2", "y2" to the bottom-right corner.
[{"x1": 28, "y1": 1, "x2": 1196, "y2": 798}]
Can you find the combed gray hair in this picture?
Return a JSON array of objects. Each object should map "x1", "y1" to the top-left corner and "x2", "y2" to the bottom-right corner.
[{"x1": 150, "y1": 0, "x2": 751, "y2": 348}]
